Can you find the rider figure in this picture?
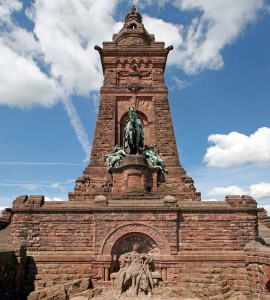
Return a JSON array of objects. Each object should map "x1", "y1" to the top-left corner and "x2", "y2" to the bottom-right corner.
[{"x1": 123, "y1": 107, "x2": 144, "y2": 154}]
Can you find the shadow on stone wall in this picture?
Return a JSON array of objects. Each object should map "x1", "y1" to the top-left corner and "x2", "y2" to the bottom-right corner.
[{"x1": 0, "y1": 246, "x2": 26, "y2": 300}]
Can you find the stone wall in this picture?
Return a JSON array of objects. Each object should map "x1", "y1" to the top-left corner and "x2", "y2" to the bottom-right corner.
[
  {"x1": 173, "y1": 260, "x2": 251, "y2": 299},
  {"x1": 10, "y1": 199, "x2": 264, "y2": 299},
  {"x1": 245, "y1": 241, "x2": 270, "y2": 299},
  {"x1": 11, "y1": 208, "x2": 179, "y2": 255},
  {"x1": 12, "y1": 211, "x2": 94, "y2": 252},
  {"x1": 179, "y1": 210, "x2": 258, "y2": 251}
]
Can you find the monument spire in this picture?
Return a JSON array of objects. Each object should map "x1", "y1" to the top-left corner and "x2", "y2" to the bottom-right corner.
[
  {"x1": 7, "y1": 6, "x2": 264, "y2": 299},
  {"x1": 70, "y1": 5, "x2": 200, "y2": 202}
]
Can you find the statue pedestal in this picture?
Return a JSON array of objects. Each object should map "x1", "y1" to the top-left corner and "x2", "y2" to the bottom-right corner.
[{"x1": 110, "y1": 155, "x2": 159, "y2": 194}]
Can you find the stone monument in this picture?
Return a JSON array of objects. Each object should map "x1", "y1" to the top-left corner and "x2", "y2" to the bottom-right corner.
[{"x1": 0, "y1": 5, "x2": 270, "y2": 300}]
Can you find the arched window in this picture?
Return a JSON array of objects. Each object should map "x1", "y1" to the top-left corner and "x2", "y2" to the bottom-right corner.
[{"x1": 129, "y1": 23, "x2": 137, "y2": 29}]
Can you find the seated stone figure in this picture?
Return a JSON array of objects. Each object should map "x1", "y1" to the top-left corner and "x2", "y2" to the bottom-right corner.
[
  {"x1": 103, "y1": 145, "x2": 128, "y2": 171},
  {"x1": 143, "y1": 144, "x2": 168, "y2": 173},
  {"x1": 113, "y1": 243, "x2": 154, "y2": 298}
]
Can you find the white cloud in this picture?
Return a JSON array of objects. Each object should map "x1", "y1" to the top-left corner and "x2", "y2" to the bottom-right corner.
[
  {"x1": 207, "y1": 185, "x2": 247, "y2": 197},
  {"x1": 207, "y1": 182, "x2": 270, "y2": 201},
  {"x1": 0, "y1": 0, "x2": 122, "y2": 108},
  {"x1": 28, "y1": 0, "x2": 119, "y2": 95},
  {"x1": 0, "y1": 0, "x2": 22, "y2": 25},
  {"x1": 169, "y1": 0, "x2": 264, "y2": 74},
  {"x1": 142, "y1": 14, "x2": 183, "y2": 48},
  {"x1": 0, "y1": 0, "x2": 119, "y2": 155},
  {"x1": 0, "y1": 195, "x2": 11, "y2": 212},
  {"x1": 0, "y1": 0, "x2": 266, "y2": 157},
  {"x1": 45, "y1": 197, "x2": 65, "y2": 202},
  {"x1": 249, "y1": 183, "x2": 270, "y2": 200},
  {"x1": 204, "y1": 127, "x2": 270, "y2": 168},
  {"x1": 0, "y1": 42, "x2": 60, "y2": 108},
  {"x1": 133, "y1": 0, "x2": 170, "y2": 8},
  {"x1": 263, "y1": 205, "x2": 270, "y2": 216},
  {"x1": 0, "y1": 0, "x2": 266, "y2": 102}
]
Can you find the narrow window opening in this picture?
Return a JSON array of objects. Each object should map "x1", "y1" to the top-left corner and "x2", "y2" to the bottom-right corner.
[{"x1": 129, "y1": 23, "x2": 137, "y2": 29}]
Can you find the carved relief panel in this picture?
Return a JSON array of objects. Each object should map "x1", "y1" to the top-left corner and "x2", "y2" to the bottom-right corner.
[{"x1": 115, "y1": 58, "x2": 153, "y2": 89}]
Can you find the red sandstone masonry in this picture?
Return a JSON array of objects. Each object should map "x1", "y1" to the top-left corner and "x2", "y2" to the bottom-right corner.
[
  {"x1": 6, "y1": 6, "x2": 270, "y2": 300},
  {"x1": 179, "y1": 211, "x2": 258, "y2": 251}
]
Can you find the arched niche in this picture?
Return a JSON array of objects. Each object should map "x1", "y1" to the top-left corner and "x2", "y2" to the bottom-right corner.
[
  {"x1": 109, "y1": 232, "x2": 159, "y2": 273},
  {"x1": 100, "y1": 223, "x2": 170, "y2": 256},
  {"x1": 119, "y1": 110, "x2": 148, "y2": 149}
]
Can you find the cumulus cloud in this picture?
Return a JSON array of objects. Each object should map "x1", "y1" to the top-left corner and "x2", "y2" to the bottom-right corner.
[
  {"x1": 27, "y1": 0, "x2": 120, "y2": 95},
  {"x1": 143, "y1": 14, "x2": 183, "y2": 48},
  {"x1": 120, "y1": 1, "x2": 265, "y2": 75},
  {"x1": 207, "y1": 186, "x2": 247, "y2": 197},
  {"x1": 0, "y1": 0, "x2": 116, "y2": 157},
  {"x1": 0, "y1": 0, "x2": 22, "y2": 25},
  {"x1": 249, "y1": 183, "x2": 270, "y2": 200},
  {"x1": 207, "y1": 182, "x2": 270, "y2": 201},
  {"x1": 0, "y1": 42, "x2": 60, "y2": 108},
  {"x1": 0, "y1": 0, "x2": 121, "y2": 109},
  {"x1": 2, "y1": 0, "x2": 264, "y2": 107},
  {"x1": 168, "y1": 0, "x2": 264, "y2": 73},
  {"x1": 204, "y1": 127, "x2": 270, "y2": 168},
  {"x1": 0, "y1": 0, "x2": 266, "y2": 156}
]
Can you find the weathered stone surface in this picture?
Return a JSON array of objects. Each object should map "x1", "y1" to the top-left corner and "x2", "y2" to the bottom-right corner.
[
  {"x1": 1, "y1": 5, "x2": 269, "y2": 300},
  {"x1": 28, "y1": 278, "x2": 92, "y2": 300}
]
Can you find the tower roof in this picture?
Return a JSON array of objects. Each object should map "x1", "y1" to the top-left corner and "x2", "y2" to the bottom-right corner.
[
  {"x1": 125, "y1": 5, "x2": 142, "y2": 24},
  {"x1": 112, "y1": 5, "x2": 155, "y2": 46}
]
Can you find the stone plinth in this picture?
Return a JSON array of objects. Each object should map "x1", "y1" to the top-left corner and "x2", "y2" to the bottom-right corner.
[{"x1": 110, "y1": 155, "x2": 159, "y2": 193}]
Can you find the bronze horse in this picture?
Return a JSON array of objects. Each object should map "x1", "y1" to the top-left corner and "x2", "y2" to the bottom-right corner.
[{"x1": 124, "y1": 108, "x2": 144, "y2": 154}]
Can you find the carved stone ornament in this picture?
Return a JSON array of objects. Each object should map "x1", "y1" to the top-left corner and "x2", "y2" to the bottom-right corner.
[
  {"x1": 112, "y1": 243, "x2": 155, "y2": 298},
  {"x1": 75, "y1": 175, "x2": 90, "y2": 193},
  {"x1": 100, "y1": 223, "x2": 171, "y2": 256}
]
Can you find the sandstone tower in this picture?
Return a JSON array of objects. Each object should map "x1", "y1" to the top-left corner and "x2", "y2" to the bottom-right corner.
[
  {"x1": 68, "y1": 4, "x2": 200, "y2": 204},
  {"x1": 0, "y1": 6, "x2": 270, "y2": 300}
]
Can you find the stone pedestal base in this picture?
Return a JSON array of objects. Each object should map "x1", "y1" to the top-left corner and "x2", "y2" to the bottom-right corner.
[{"x1": 110, "y1": 155, "x2": 159, "y2": 194}]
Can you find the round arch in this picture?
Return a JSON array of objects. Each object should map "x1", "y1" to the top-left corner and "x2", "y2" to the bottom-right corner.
[
  {"x1": 119, "y1": 109, "x2": 148, "y2": 148},
  {"x1": 100, "y1": 222, "x2": 171, "y2": 256}
]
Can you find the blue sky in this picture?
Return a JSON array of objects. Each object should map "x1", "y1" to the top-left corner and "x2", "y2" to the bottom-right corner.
[{"x1": 0, "y1": 0, "x2": 270, "y2": 214}]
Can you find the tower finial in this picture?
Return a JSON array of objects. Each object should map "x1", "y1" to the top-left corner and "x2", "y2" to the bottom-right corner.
[{"x1": 131, "y1": 5, "x2": 136, "y2": 13}]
